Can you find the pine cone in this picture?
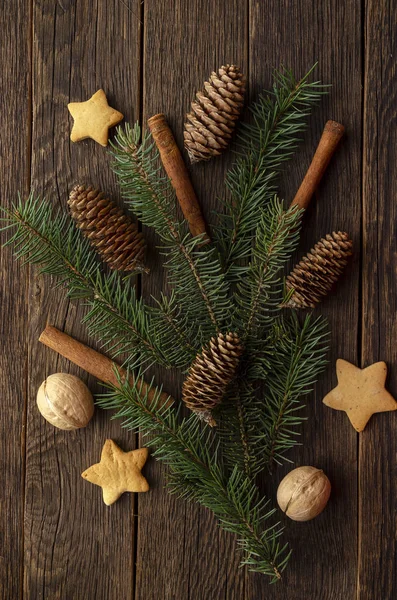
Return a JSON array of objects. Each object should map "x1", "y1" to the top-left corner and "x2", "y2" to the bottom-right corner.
[
  {"x1": 182, "y1": 332, "x2": 243, "y2": 426},
  {"x1": 184, "y1": 65, "x2": 246, "y2": 164},
  {"x1": 68, "y1": 185, "x2": 147, "y2": 273},
  {"x1": 284, "y1": 231, "x2": 353, "y2": 309}
]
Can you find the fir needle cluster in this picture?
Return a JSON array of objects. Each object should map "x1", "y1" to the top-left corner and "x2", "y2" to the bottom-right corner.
[{"x1": 1, "y1": 66, "x2": 329, "y2": 582}]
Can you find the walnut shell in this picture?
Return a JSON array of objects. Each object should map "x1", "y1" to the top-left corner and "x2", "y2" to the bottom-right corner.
[
  {"x1": 37, "y1": 373, "x2": 94, "y2": 430},
  {"x1": 277, "y1": 466, "x2": 331, "y2": 522}
]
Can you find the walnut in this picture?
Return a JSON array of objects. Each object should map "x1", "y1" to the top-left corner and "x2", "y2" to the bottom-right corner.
[
  {"x1": 37, "y1": 373, "x2": 94, "y2": 430},
  {"x1": 277, "y1": 466, "x2": 331, "y2": 521}
]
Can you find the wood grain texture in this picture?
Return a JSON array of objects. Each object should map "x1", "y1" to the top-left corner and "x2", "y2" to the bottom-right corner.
[
  {"x1": 1, "y1": 0, "x2": 397, "y2": 598},
  {"x1": 248, "y1": 1, "x2": 362, "y2": 598},
  {"x1": 23, "y1": 1, "x2": 141, "y2": 598},
  {"x1": 138, "y1": 1, "x2": 248, "y2": 598},
  {"x1": 0, "y1": 1, "x2": 31, "y2": 598},
  {"x1": 360, "y1": 0, "x2": 397, "y2": 597}
]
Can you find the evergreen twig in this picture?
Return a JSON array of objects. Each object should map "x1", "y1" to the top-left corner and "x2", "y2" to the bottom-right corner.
[
  {"x1": 235, "y1": 197, "x2": 303, "y2": 341},
  {"x1": 260, "y1": 314, "x2": 329, "y2": 468},
  {"x1": 2, "y1": 196, "x2": 181, "y2": 370},
  {"x1": 217, "y1": 198, "x2": 303, "y2": 476},
  {"x1": 110, "y1": 123, "x2": 233, "y2": 343},
  {"x1": 97, "y1": 374, "x2": 290, "y2": 581},
  {"x1": 215, "y1": 65, "x2": 326, "y2": 280}
]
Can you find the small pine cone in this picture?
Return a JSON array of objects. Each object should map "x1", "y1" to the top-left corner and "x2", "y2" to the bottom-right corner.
[
  {"x1": 284, "y1": 231, "x2": 353, "y2": 309},
  {"x1": 68, "y1": 185, "x2": 147, "y2": 273},
  {"x1": 182, "y1": 332, "x2": 243, "y2": 427},
  {"x1": 184, "y1": 65, "x2": 246, "y2": 164}
]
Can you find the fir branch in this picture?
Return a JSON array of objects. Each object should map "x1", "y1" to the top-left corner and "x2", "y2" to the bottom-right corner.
[
  {"x1": 214, "y1": 67, "x2": 325, "y2": 479},
  {"x1": 260, "y1": 314, "x2": 329, "y2": 468},
  {"x1": 110, "y1": 122, "x2": 178, "y2": 239},
  {"x1": 163, "y1": 234, "x2": 233, "y2": 342},
  {"x1": 215, "y1": 65, "x2": 325, "y2": 277},
  {"x1": 236, "y1": 391, "x2": 251, "y2": 476},
  {"x1": 219, "y1": 315, "x2": 328, "y2": 478},
  {"x1": 98, "y1": 374, "x2": 290, "y2": 581},
  {"x1": 149, "y1": 292, "x2": 198, "y2": 368},
  {"x1": 110, "y1": 123, "x2": 232, "y2": 342},
  {"x1": 217, "y1": 379, "x2": 261, "y2": 478},
  {"x1": 1, "y1": 195, "x2": 168, "y2": 369},
  {"x1": 217, "y1": 199, "x2": 302, "y2": 477},
  {"x1": 235, "y1": 197, "x2": 303, "y2": 341}
]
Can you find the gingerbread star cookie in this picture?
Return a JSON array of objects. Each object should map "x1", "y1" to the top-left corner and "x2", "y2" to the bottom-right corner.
[
  {"x1": 68, "y1": 89, "x2": 123, "y2": 146},
  {"x1": 323, "y1": 359, "x2": 397, "y2": 432},
  {"x1": 82, "y1": 439, "x2": 149, "y2": 505}
]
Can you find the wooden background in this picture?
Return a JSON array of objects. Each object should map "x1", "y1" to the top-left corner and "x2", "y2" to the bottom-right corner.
[{"x1": 1, "y1": 0, "x2": 396, "y2": 598}]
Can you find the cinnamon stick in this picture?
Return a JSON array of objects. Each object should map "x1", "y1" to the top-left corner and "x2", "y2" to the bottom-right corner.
[
  {"x1": 290, "y1": 120, "x2": 345, "y2": 210},
  {"x1": 148, "y1": 113, "x2": 210, "y2": 243},
  {"x1": 39, "y1": 325, "x2": 173, "y2": 408}
]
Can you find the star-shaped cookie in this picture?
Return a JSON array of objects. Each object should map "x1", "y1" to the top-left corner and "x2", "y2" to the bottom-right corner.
[
  {"x1": 323, "y1": 359, "x2": 397, "y2": 432},
  {"x1": 68, "y1": 89, "x2": 123, "y2": 146},
  {"x1": 82, "y1": 439, "x2": 149, "y2": 505}
]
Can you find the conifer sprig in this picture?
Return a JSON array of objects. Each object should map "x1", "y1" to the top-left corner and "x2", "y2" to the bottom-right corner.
[
  {"x1": 218, "y1": 315, "x2": 328, "y2": 477},
  {"x1": 234, "y1": 197, "x2": 303, "y2": 341},
  {"x1": 215, "y1": 65, "x2": 326, "y2": 279},
  {"x1": 97, "y1": 374, "x2": 290, "y2": 581},
  {"x1": 217, "y1": 379, "x2": 262, "y2": 477},
  {"x1": 217, "y1": 198, "x2": 304, "y2": 477},
  {"x1": 260, "y1": 314, "x2": 329, "y2": 468},
  {"x1": 110, "y1": 124, "x2": 233, "y2": 343},
  {"x1": 1, "y1": 195, "x2": 179, "y2": 370},
  {"x1": 149, "y1": 292, "x2": 197, "y2": 368}
]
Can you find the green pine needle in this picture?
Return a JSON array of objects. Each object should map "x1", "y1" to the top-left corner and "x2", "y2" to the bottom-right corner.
[
  {"x1": 97, "y1": 372, "x2": 289, "y2": 581},
  {"x1": 110, "y1": 123, "x2": 233, "y2": 345},
  {"x1": 1, "y1": 195, "x2": 190, "y2": 370},
  {"x1": 215, "y1": 64, "x2": 326, "y2": 280}
]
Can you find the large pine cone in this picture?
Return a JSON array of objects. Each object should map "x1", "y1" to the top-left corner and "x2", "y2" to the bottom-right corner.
[
  {"x1": 184, "y1": 65, "x2": 245, "y2": 164},
  {"x1": 68, "y1": 185, "x2": 147, "y2": 273},
  {"x1": 182, "y1": 332, "x2": 243, "y2": 426},
  {"x1": 284, "y1": 231, "x2": 353, "y2": 309}
]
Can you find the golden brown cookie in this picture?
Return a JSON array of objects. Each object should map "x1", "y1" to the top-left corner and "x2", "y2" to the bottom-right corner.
[
  {"x1": 68, "y1": 89, "x2": 123, "y2": 146},
  {"x1": 323, "y1": 359, "x2": 397, "y2": 432},
  {"x1": 82, "y1": 439, "x2": 149, "y2": 505}
]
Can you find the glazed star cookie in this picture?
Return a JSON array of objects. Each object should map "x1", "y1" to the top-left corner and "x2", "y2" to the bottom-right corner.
[
  {"x1": 68, "y1": 89, "x2": 123, "y2": 146},
  {"x1": 323, "y1": 359, "x2": 397, "y2": 431},
  {"x1": 82, "y1": 439, "x2": 149, "y2": 505}
]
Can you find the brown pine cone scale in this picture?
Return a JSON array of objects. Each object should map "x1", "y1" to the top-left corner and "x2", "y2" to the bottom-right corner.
[
  {"x1": 182, "y1": 332, "x2": 243, "y2": 426},
  {"x1": 284, "y1": 231, "x2": 353, "y2": 309},
  {"x1": 68, "y1": 185, "x2": 147, "y2": 273},
  {"x1": 184, "y1": 65, "x2": 246, "y2": 163}
]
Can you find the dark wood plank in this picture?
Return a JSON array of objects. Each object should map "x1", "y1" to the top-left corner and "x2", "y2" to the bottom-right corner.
[
  {"x1": 4, "y1": 0, "x2": 397, "y2": 597},
  {"x1": 138, "y1": 1, "x2": 248, "y2": 598},
  {"x1": 24, "y1": 1, "x2": 141, "y2": 598},
  {"x1": 0, "y1": 1, "x2": 31, "y2": 598},
  {"x1": 360, "y1": 1, "x2": 397, "y2": 598},
  {"x1": 248, "y1": 1, "x2": 362, "y2": 598}
]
